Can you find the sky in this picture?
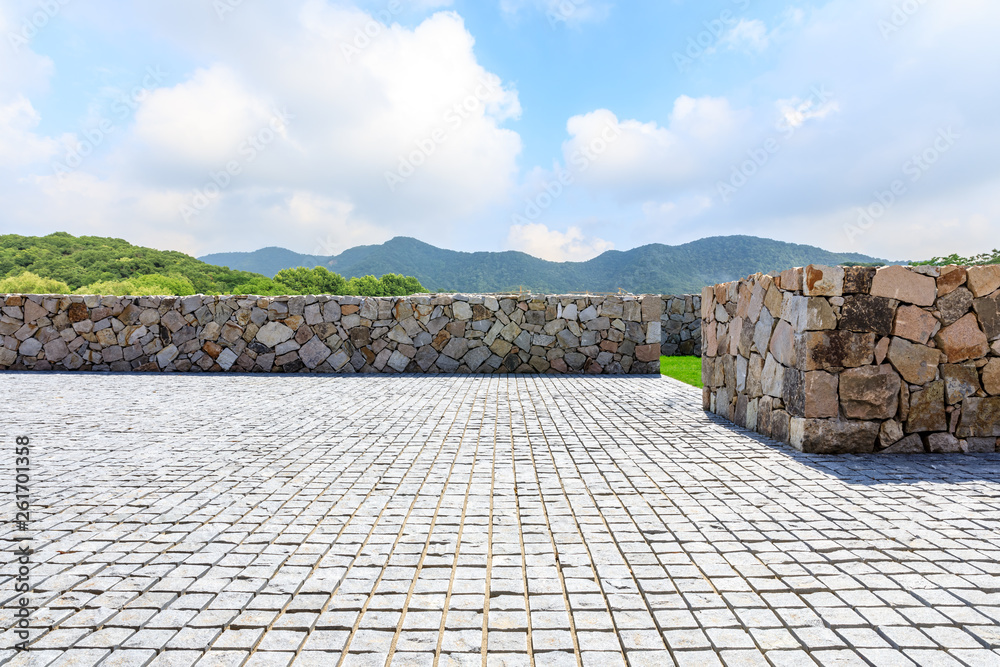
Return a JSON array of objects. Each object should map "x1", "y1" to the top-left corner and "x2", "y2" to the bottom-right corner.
[{"x1": 1, "y1": 0, "x2": 998, "y2": 262}]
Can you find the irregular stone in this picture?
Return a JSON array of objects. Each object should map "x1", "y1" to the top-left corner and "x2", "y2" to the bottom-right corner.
[
  {"x1": 778, "y1": 267, "x2": 802, "y2": 292},
  {"x1": 934, "y1": 312, "x2": 989, "y2": 363},
  {"x1": 803, "y1": 371, "x2": 839, "y2": 419},
  {"x1": 803, "y1": 298, "x2": 836, "y2": 331},
  {"x1": 442, "y1": 337, "x2": 469, "y2": 361},
  {"x1": 789, "y1": 418, "x2": 879, "y2": 454},
  {"x1": 67, "y1": 302, "x2": 89, "y2": 323},
  {"x1": 941, "y1": 364, "x2": 982, "y2": 404},
  {"x1": 927, "y1": 433, "x2": 962, "y2": 453},
  {"x1": 452, "y1": 301, "x2": 472, "y2": 321},
  {"x1": 256, "y1": 322, "x2": 295, "y2": 348},
  {"x1": 216, "y1": 348, "x2": 238, "y2": 371},
  {"x1": 879, "y1": 419, "x2": 905, "y2": 448},
  {"x1": 752, "y1": 308, "x2": 774, "y2": 356},
  {"x1": 641, "y1": 297, "x2": 663, "y2": 322},
  {"x1": 891, "y1": 305, "x2": 938, "y2": 345},
  {"x1": 887, "y1": 337, "x2": 939, "y2": 385},
  {"x1": 906, "y1": 381, "x2": 946, "y2": 433},
  {"x1": 299, "y1": 336, "x2": 332, "y2": 369},
  {"x1": 982, "y1": 359, "x2": 1000, "y2": 395},
  {"x1": 804, "y1": 265, "x2": 844, "y2": 297},
  {"x1": 761, "y1": 354, "x2": 784, "y2": 398},
  {"x1": 966, "y1": 265, "x2": 1000, "y2": 297},
  {"x1": 799, "y1": 331, "x2": 875, "y2": 370},
  {"x1": 768, "y1": 320, "x2": 796, "y2": 367},
  {"x1": 22, "y1": 299, "x2": 46, "y2": 324},
  {"x1": 937, "y1": 287, "x2": 974, "y2": 326},
  {"x1": 966, "y1": 438, "x2": 997, "y2": 453},
  {"x1": 875, "y1": 336, "x2": 890, "y2": 364},
  {"x1": 635, "y1": 344, "x2": 660, "y2": 363},
  {"x1": 161, "y1": 310, "x2": 187, "y2": 333},
  {"x1": 870, "y1": 265, "x2": 936, "y2": 306},
  {"x1": 972, "y1": 290, "x2": 1000, "y2": 340},
  {"x1": 43, "y1": 338, "x2": 69, "y2": 362},
  {"x1": 839, "y1": 364, "x2": 901, "y2": 419},
  {"x1": 19, "y1": 338, "x2": 42, "y2": 357},
  {"x1": 880, "y1": 434, "x2": 924, "y2": 454},
  {"x1": 155, "y1": 344, "x2": 179, "y2": 368},
  {"x1": 770, "y1": 410, "x2": 791, "y2": 443},
  {"x1": 843, "y1": 266, "x2": 876, "y2": 294},
  {"x1": 840, "y1": 295, "x2": 896, "y2": 335},
  {"x1": 387, "y1": 350, "x2": 410, "y2": 372},
  {"x1": 937, "y1": 266, "x2": 967, "y2": 297},
  {"x1": 958, "y1": 397, "x2": 1000, "y2": 438}
]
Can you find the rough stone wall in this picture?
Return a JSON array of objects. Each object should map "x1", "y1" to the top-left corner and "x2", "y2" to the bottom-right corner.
[
  {"x1": 702, "y1": 264, "x2": 1000, "y2": 454},
  {"x1": 0, "y1": 293, "x2": 698, "y2": 375}
]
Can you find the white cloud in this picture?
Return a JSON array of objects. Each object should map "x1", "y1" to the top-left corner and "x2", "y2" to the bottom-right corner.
[
  {"x1": 0, "y1": 95, "x2": 60, "y2": 168},
  {"x1": 507, "y1": 222, "x2": 613, "y2": 262},
  {"x1": 719, "y1": 19, "x2": 770, "y2": 53},
  {"x1": 559, "y1": 96, "x2": 748, "y2": 199},
  {"x1": 0, "y1": 3, "x2": 523, "y2": 256}
]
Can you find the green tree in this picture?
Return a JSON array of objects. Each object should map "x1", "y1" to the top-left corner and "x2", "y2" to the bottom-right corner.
[
  {"x1": 0, "y1": 272, "x2": 72, "y2": 294},
  {"x1": 273, "y1": 266, "x2": 348, "y2": 294}
]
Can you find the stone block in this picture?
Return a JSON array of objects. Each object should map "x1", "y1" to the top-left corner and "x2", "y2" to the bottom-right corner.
[
  {"x1": 982, "y1": 359, "x2": 1000, "y2": 395},
  {"x1": 783, "y1": 368, "x2": 804, "y2": 417},
  {"x1": 966, "y1": 438, "x2": 997, "y2": 453},
  {"x1": 906, "y1": 381, "x2": 946, "y2": 433},
  {"x1": 892, "y1": 305, "x2": 938, "y2": 344},
  {"x1": 887, "y1": 337, "x2": 939, "y2": 385},
  {"x1": 972, "y1": 290, "x2": 1000, "y2": 340},
  {"x1": 799, "y1": 331, "x2": 875, "y2": 370},
  {"x1": 839, "y1": 364, "x2": 901, "y2": 419},
  {"x1": 927, "y1": 433, "x2": 962, "y2": 453},
  {"x1": 761, "y1": 354, "x2": 784, "y2": 399},
  {"x1": 880, "y1": 434, "x2": 924, "y2": 454},
  {"x1": 778, "y1": 267, "x2": 803, "y2": 292},
  {"x1": 966, "y1": 265, "x2": 1000, "y2": 297},
  {"x1": 937, "y1": 266, "x2": 967, "y2": 297},
  {"x1": 768, "y1": 320, "x2": 796, "y2": 367},
  {"x1": 934, "y1": 312, "x2": 989, "y2": 363},
  {"x1": 635, "y1": 344, "x2": 660, "y2": 363},
  {"x1": 770, "y1": 410, "x2": 791, "y2": 443},
  {"x1": 256, "y1": 322, "x2": 295, "y2": 348},
  {"x1": 803, "y1": 371, "x2": 839, "y2": 419},
  {"x1": 789, "y1": 418, "x2": 879, "y2": 454},
  {"x1": 941, "y1": 364, "x2": 981, "y2": 404},
  {"x1": 840, "y1": 295, "x2": 896, "y2": 335},
  {"x1": 843, "y1": 266, "x2": 876, "y2": 294},
  {"x1": 804, "y1": 265, "x2": 844, "y2": 297},
  {"x1": 958, "y1": 397, "x2": 1000, "y2": 437},
  {"x1": 937, "y1": 287, "x2": 973, "y2": 326},
  {"x1": 875, "y1": 336, "x2": 890, "y2": 364},
  {"x1": 641, "y1": 297, "x2": 663, "y2": 322},
  {"x1": 752, "y1": 308, "x2": 774, "y2": 356},
  {"x1": 878, "y1": 419, "x2": 904, "y2": 448},
  {"x1": 870, "y1": 265, "x2": 936, "y2": 306},
  {"x1": 764, "y1": 284, "x2": 784, "y2": 317}
]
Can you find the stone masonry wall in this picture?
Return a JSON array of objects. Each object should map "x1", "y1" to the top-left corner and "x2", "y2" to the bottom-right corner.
[
  {"x1": 702, "y1": 264, "x2": 1000, "y2": 454},
  {"x1": 0, "y1": 292, "x2": 699, "y2": 375}
]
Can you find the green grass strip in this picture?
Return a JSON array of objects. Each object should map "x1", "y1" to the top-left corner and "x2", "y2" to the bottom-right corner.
[{"x1": 660, "y1": 355, "x2": 703, "y2": 388}]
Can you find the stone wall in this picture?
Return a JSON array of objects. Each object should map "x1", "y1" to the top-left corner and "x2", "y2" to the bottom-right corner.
[
  {"x1": 0, "y1": 292, "x2": 699, "y2": 375},
  {"x1": 702, "y1": 264, "x2": 1000, "y2": 454}
]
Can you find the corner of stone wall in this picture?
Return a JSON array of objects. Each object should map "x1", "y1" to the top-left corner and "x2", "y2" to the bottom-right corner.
[{"x1": 702, "y1": 264, "x2": 1000, "y2": 454}]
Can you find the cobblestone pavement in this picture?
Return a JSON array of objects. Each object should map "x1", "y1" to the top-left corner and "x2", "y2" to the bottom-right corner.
[{"x1": 2, "y1": 374, "x2": 1000, "y2": 667}]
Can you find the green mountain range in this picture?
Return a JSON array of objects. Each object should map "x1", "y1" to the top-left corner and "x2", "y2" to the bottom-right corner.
[{"x1": 201, "y1": 236, "x2": 885, "y2": 294}]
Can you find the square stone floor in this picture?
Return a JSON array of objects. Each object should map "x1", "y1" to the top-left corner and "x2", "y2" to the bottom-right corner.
[{"x1": 2, "y1": 373, "x2": 1000, "y2": 667}]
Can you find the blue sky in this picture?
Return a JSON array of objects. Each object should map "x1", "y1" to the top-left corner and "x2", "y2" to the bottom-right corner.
[{"x1": 2, "y1": 0, "x2": 998, "y2": 262}]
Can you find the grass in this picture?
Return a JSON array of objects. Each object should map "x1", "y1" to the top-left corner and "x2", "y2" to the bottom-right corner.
[{"x1": 660, "y1": 356, "x2": 703, "y2": 388}]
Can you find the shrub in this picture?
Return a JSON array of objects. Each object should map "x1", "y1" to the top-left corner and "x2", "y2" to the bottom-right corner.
[
  {"x1": 0, "y1": 271, "x2": 72, "y2": 294},
  {"x1": 75, "y1": 273, "x2": 197, "y2": 296}
]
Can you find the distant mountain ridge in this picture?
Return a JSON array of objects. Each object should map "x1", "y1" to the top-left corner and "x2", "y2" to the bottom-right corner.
[{"x1": 200, "y1": 236, "x2": 885, "y2": 294}]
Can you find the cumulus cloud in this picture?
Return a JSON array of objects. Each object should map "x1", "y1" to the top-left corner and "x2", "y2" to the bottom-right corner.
[
  {"x1": 0, "y1": 2, "x2": 523, "y2": 256},
  {"x1": 507, "y1": 222, "x2": 613, "y2": 262}
]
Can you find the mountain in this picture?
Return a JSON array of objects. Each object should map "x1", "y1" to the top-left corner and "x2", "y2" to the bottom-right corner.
[{"x1": 200, "y1": 236, "x2": 886, "y2": 294}]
